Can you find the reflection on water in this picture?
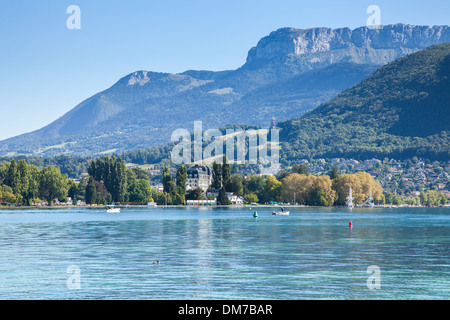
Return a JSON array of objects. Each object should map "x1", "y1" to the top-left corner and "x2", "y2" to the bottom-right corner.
[{"x1": 0, "y1": 207, "x2": 449, "y2": 299}]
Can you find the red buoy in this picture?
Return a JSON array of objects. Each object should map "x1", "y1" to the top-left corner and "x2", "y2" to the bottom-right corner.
[{"x1": 349, "y1": 221, "x2": 353, "y2": 229}]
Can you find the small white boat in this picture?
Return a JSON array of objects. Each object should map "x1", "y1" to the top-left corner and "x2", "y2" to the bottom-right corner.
[
  {"x1": 272, "y1": 211, "x2": 290, "y2": 216},
  {"x1": 106, "y1": 206, "x2": 120, "y2": 213},
  {"x1": 147, "y1": 202, "x2": 158, "y2": 207}
]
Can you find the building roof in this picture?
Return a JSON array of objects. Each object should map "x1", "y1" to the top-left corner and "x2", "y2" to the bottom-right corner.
[{"x1": 187, "y1": 165, "x2": 212, "y2": 176}]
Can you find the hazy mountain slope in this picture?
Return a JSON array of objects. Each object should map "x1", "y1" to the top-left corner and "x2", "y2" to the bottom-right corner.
[
  {"x1": 278, "y1": 43, "x2": 450, "y2": 162},
  {"x1": 1, "y1": 24, "x2": 449, "y2": 157}
]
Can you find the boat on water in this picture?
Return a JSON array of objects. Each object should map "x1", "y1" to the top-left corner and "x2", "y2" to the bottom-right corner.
[
  {"x1": 273, "y1": 207, "x2": 289, "y2": 216},
  {"x1": 106, "y1": 206, "x2": 120, "y2": 213},
  {"x1": 273, "y1": 211, "x2": 290, "y2": 216}
]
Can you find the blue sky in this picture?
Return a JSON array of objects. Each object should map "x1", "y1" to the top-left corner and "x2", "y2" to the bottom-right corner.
[{"x1": 0, "y1": 0, "x2": 448, "y2": 141}]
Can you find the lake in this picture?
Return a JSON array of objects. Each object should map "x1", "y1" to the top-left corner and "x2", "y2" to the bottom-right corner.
[{"x1": 0, "y1": 206, "x2": 448, "y2": 300}]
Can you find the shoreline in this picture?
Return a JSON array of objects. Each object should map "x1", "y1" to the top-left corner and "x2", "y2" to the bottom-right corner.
[{"x1": 0, "y1": 204, "x2": 446, "y2": 210}]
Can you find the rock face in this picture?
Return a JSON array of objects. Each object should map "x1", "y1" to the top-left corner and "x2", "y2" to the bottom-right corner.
[
  {"x1": 1, "y1": 24, "x2": 449, "y2": 157},
  {"x1": 246, "y1": 24, "x2": 450, "y2": 65}
]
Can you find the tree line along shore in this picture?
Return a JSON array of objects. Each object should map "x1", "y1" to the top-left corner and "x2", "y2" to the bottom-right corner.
[{"x1": 0, "y1": 156, "x2": 448, "y2": 208}]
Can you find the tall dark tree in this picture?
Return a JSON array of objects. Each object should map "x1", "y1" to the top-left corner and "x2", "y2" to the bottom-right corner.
[
  {"x1": 85, "y1": 176, "x2": 97, "y2": 205},
  {"x1": 114, "y1": 158, "x2": 127, "y2": 202},
  {"x1": 329, "y1": 167, "x2": 339, "y2": 180},
  {"x1": 68, "y1": 180, "x2": 79, "y2": 201},
  {"x1": 162, "y1": 166, "x2": 173, "y2": 193},
  {"x1": 27, "y1": 165, "x2": 40, "y2": 203},
  {"x1": 94, "y1": 158, "x2": 104, "y2": 182},
  {"x1": 103, "y1": 156, "x2": 112, "y2": 192},
  {"x1": 95, "y1": 180, "x2": 110, "y2": 204},
  {"x1": 176, "y1": 165, "x2": 187, "y2": 196},
  {"x1": 17, "y1": 160, "x2": 30, "y2": 200},
  {"x1": 222, "y1": 156, "x2": 231, "y2": 190},
  {"x1": 212, "y1": 161, "x2": 222, "y2": 189},
  {"x1": 217, "y1": 187, "x2": 231, "y2": 205},
  {"x1": 5, "y1": 160, "x2": 19, "y2": 194}
]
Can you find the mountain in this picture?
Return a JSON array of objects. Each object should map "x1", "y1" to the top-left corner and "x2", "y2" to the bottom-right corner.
[
  {"x1": 1, "y1": 24, "x2": 449, "y2": 157},
  {"x1": 278, "y1": 42, "x2": 450, "y2": 162}
]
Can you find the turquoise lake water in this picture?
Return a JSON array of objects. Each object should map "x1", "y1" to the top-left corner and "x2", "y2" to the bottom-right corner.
[{"x1": 0, "y1": 206, "x2": 448, "y2": 300}]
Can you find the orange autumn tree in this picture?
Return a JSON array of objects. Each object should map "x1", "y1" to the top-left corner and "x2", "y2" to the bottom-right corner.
[{"x1": 332, "y1": 172, "x2": 383, "y2": 205}]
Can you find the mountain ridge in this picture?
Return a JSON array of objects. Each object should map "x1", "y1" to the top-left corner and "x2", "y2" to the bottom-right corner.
[{"x1": 1, "y1": 24, "x2": 449, "y2": 157}]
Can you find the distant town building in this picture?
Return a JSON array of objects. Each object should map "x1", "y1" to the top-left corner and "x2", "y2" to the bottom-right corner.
[
  {"x1": 187, "y1": 165, "x2": 213, "y2": 191},
  {"x1": 153, "y1": 183, "x2": 164, "y2": 192},
  {"x1": 206, "y1": 190, "x2": 244, "y2": 205}
]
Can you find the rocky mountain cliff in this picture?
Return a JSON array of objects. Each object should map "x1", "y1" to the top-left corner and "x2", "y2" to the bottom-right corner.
[
  {"x1": 1, "y1": 24, "x2": 449, "y2": 157},
  {"x1": 246, "y1": 24, "x2": 450, "y2": 65}
]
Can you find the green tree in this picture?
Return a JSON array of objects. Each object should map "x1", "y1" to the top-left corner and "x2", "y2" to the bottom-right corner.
[
  {"x1": 162, "y1": 166, "x2": 173, "y2": 193},
  {"x1": 425, "y1": 190, "x2": 441, "y2": 207},
  {"x1": 95, "y1": 180, "x2": 110, "y2": 205},
  {"x1": 392, "y1": 195, "x2": 403, "y2": 206},
  {"x1": 17, "y1": 160, "x2": 30, "y2": 203},
  {"x1": 166, "y1": 180, "x2": 177, "y2": 194},
  {"x1": 222, "y1": 156, "x2": 231, "y2": 190},
  {"x1": 292, "y1": 163, "x2": 309, "y2": 175},
  {"x1": 102, "y1": 156, "x2": 112, "y2": 191},
  {"x1": 186, "y1": 187, "x2": 204, "y2": 201},
  {"x1": 244, "y1": 193, "x2": 259, "y2": 204},
  {"x1": 38, "y1": 166, "x2": 69, "y2": 205},
  {"x1": 247, "y1": 175, "x2": 265, "y2": 196},
  {"x1": 5, "y1": 160, "x2": 19, "y2": 195},
  {"x1": 27, "y1": 165, "x2": 40, "y2": 204},
  {"x1": 212, "y1": 162, "x2": 222, "y2": 189},
  {"x1": 329, "y1": 167, "x2": 339, "y2": 180},
  {"x1": 309, "y1": 187, "x2": 329, "y2": 206},
  {"x1": 260, "y1": 176, "x2": 282, "y2": 204},
  {"x1": 439, "y1": 193, "x2": 448, "y2": 206},
  {"x1": 131, "y1": 167, "x2": 149, "y2": 180},
  {"x1": 228, "y1": 175, "x2": 244, "y2": 195},
  {"x1": 419, "y1": 191, "x2": 427, "y2": 206},
  {"x1": 176, "y1": 165, "x2": 187, "y2": 196},
  {"x1": 217, "y1": 187, "x2": 231, "y2": 205},
  {"x1": 0, "y1": 185, "x2": 16, "y2": 204},
  {"x1": 128, "y1": 179, "x2": 153, "y2": 203},
  {"x1": 115, "y1": 158, "x2": 128, "y2": 202},
  {"x1": 67, "y1": 180, "x2": 79, "y2": 201},
  {"x1": 85, "y1": 176, "x2": 97, "y2": 205}
]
